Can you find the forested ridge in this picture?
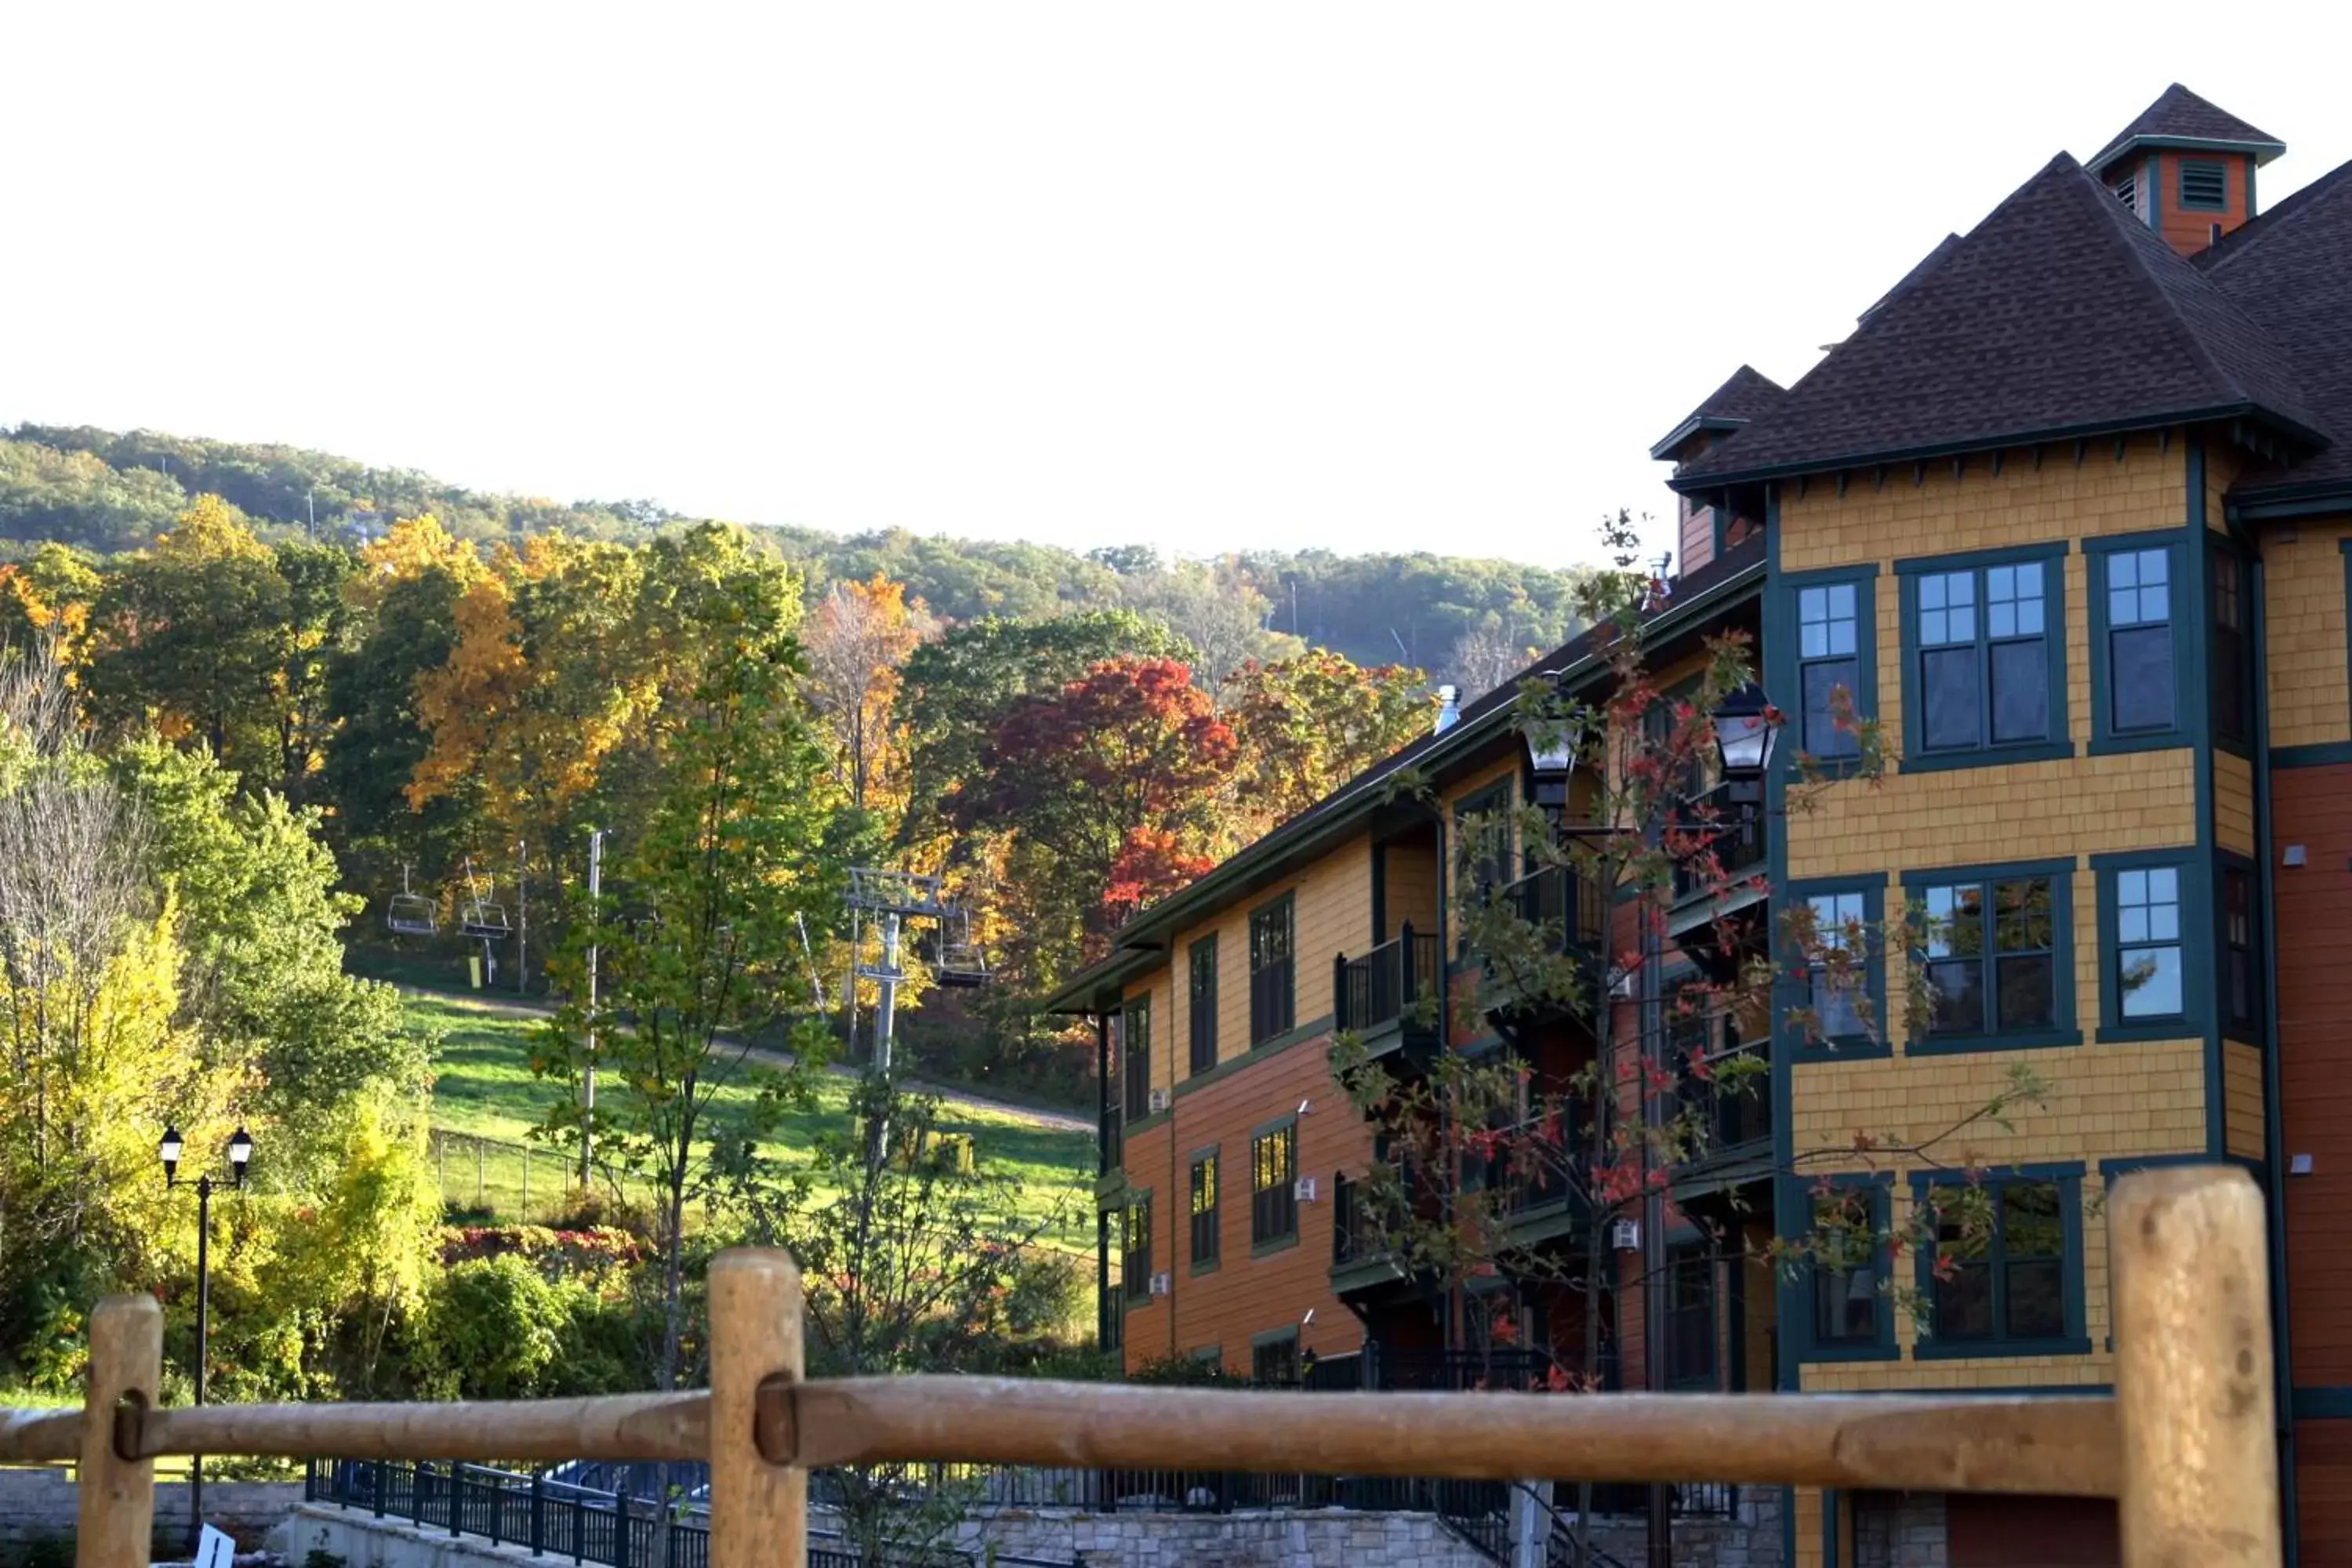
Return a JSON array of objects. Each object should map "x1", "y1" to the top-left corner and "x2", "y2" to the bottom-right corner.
[{"x1": 1, "y1": 423, "x2": 1595, "y2": 686}]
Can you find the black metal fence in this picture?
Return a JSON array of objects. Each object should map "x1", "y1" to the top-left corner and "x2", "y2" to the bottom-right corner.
[{"x1": 1335, "y1": 928, "x2": 1440, "y2": 1033}]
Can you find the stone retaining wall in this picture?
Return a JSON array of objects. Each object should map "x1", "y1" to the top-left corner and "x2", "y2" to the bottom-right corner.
[{"x1": 0, "y1": 1468, "x2": 303, "y2": 1557}]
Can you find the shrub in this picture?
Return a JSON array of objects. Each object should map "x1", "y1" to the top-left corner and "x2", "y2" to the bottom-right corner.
[{"x1": 410, "y1": 1254, "x2": 569, "y2": 1399}]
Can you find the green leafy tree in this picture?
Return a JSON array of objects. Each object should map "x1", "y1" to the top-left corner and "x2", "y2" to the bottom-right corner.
[{"x1": 532, "y1": 542, "x2": 851, "y2": 1387}]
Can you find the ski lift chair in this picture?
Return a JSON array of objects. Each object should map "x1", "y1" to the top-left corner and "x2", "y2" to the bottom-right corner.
[
  {"x1": 385, "y1": 891, "x2": 439, "y2": 938},
  {"x1": 459, "y1": 898, "x2": 512, "y2": 941},
  {"x1": 385, "y1": 865, "x2": 441, "y2": 938},
  {"x1": 931, "y1": 906, "x2": 991, "y2": 989}
]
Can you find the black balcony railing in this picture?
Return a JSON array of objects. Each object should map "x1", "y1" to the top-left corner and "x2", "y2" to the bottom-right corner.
[
  {"x1": 1675, "y1": 1046, "x2": 1774, "y2": 1171},
  {"x1": 1670, "y1": 780, "x2": 1767, "y2": 905},
  {"x1": 1335, "y1": 927, "x2": 1439, "y2": 1035},
  {"x1": 1500, "y1": 862, "x2": 1607, "y2": 955},
  {"x1": 1465, "y1": 1112, "x2": 1587, "y2": 1219}
]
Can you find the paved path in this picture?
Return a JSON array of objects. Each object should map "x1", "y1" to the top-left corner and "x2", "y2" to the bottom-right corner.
[{"x1": 399, "y1": 985, "x2": 1091, "y2": 1134}]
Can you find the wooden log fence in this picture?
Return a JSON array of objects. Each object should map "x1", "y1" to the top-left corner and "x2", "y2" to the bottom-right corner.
[{"x1": 0, "y1": 1166, "x2": 2283, "y2": 1568}]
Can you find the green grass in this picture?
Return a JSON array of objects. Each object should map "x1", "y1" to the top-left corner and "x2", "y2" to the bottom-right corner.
[{"x1": 409, "y1": 995, "x2": 1095, "y2": 1250}]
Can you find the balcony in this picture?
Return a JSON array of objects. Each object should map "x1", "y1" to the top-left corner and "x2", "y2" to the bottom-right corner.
[
  {"x1": 1330, "y1": 1171, "x2": 1410, "y2": 1298},
  {"x1": 1667, "y1": 779, "x2": 1769, "y2": 938},
  {"x1": 1466, "y1": 1113, "x2": 1589, "y2": 1247},
  {"x1": 1334, "y1": 927, "x2": 1440, "y2": 1062},
  {"x1": 1472, "y1": 862, "x2": 1606, "y2": 1022},
  {"x1": 1671, "y1": 1044, "x2": 1776, "y2": 1206}
]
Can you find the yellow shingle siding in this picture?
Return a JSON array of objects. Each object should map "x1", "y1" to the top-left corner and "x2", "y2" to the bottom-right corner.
[
  {"x1": 2226, "y1": 1039, "x2": 2266, "y2": 1162},
  {"x1": 1786, "y1": 753, "x2": 2194, "y2": 881},
  {"x1": 2263, "y1": 519, "x2": 2352, "y2": 751},
  {"x1": 1778, "y1": 431, "x2": 2187, "y2": 575},
  {"x1": 2214, "y1": 750, "x2": 2256, "y2": 857}
]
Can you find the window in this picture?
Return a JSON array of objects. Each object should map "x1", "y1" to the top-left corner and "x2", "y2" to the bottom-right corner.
[
  {"x1": 1813, "y1": 1190, "x2": 1886, "y2": 1348},
  {"x1": 1121, "y1": 1194, "x2": 1153, "y2": 1305},
  {"x1": 1188, "y1": 936, "x2": 1218, "y2": 1076},
  {"x1": 2223, "y1": 865, "x2": 2260, "y2": 1039},
  {"x1": 1250, "y1": 1121, "x2": 1298, "y2": 1248},
  {"x1": 2113, "y1": 173, "x2": 2138, "y2": 212},
  {"x1": 1925, "y1": 1179, "x2": 2071, "y2": 1348},
  {"x1": 1665, "y1": 1243, "x2": 1716, "y2": 1388},
  {"x1": 1798, "y1": 583, "x2": 1860, "y2": 759},
  {"x1": 2212, "y1": 550, "x2": 2252, "y2": 746},
  {"x1": 1250, "y1": 1331, "x2": 1299, "y2": 1387},
  {"x1": 1248, "y1": 896, "x2": 1294, "y2": 1044},
  {"x1": 1189, "y1": 1151, "x2": 1220, "y2": 1270},
  {"x1": 1806, "y1": 891, "x2": 1868, "y2": 1040},
  {"x1": 1121, "y1": 996, "x2": 1152, "y2": 1121},
  {"x1": 2113, "y1": 866, "x2": 2184, "y2": 1021},
  {"x1": 1907, "y1": 864, "x2": 2075, "y2": 1047},
  {"x1": 2103, "y1": 547, "x2": 2174, "y2": 733},
  {"x1": 1455, "y1": 782, "x2": 1515, "y2": 909},
  {"x1": 2180, "y1": 158, "x2": 2227, "y2": 211},
  {"x1": 1900, "y1": 551, "x2": 2068, "y2": 769}
]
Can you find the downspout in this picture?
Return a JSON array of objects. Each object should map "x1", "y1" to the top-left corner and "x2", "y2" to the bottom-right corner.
[{"x1": 2252, "y1": 553, "x2": 2299, "y2": 1566}]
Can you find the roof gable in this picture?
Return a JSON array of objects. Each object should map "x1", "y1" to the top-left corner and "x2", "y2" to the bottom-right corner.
[
  {"x1": 2087, "y1": 84, "x2": 2285, "y2": 176},
  {"x1": 1675, "y1": 154, "x2": 2321, "y2": 487},
  {"x1": 1648, "y1": 365, "x2": 1786, "y2": 459}
]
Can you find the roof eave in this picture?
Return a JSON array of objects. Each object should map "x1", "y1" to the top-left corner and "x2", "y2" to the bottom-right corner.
[
  {"x1": 2090, "y1": 134, "x2": 2288, "y2": 176},
  {"x1": 1667, "y1": 404, "x2": 2319, "y2": 495},
  {"x1": 1033, "y1": 558, "x2": 1769, "y2": 1015},
  {"x1": 1646, "y1": 415, "x2": 1748, "y2": 463},
  {"x1": 2227, "y1": 477, "x2": 2352, "y2": 522}
]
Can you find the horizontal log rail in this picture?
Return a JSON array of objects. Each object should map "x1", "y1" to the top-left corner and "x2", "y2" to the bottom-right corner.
[
  {"x1": 4, "y1": 1167, "x2": 2283, "y2": 1568},
  {"x1": 3, "y1": 1381, "x2": 2119, "y2": 1500}
]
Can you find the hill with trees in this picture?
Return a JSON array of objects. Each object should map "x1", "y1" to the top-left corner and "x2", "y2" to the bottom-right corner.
[{"x1": 1, "y1": 423, "x2": 1595, "y2": 689}]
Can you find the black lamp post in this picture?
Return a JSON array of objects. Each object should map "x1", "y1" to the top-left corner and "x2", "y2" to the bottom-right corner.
[
  {"x1": 162, "y1": 1123, "x2": 253, "y2": 1555},
  {"x1": 1711, "y1": 682, "x2": 1778, "y2": 778}
]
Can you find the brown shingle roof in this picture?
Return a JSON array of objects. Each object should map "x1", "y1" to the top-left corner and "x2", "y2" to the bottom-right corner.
[
  {"x1": 2197, "y1": 158, "x2": 2352, "y2": 496},
  {"x1": 2086, "y1": 84, "x2": 2285, "y2": 177},
  {"x1": 1672, "y1": 153, "x2": 2323, "y2": 488},
  {"x1": 1647, "y1": 365, "x2": 1787, "y2": 459}
]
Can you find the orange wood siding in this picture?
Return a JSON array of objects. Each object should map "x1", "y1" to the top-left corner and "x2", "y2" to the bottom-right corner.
[
  {"x1": 1118, "y1": 1027, "x2": 1373, "y2": 1374},
  {"x1": 2153, "y1": 151, "x2": 2252, "y2": 257},
  {"x1": 2297, "y1": 1420, "x2": 2352, "y2": 1565},
  {"x1": 2278, "y1": 763, "x2": 2352, "y2": 1384},
  {"x1": 1680, "y1": 500, "x2": 1715, "y2": 575}
]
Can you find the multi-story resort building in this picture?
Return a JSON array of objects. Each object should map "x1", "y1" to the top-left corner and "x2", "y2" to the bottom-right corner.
[{"x1": 1044, "y1": 85, "x2": 2352, "y2": 1567}]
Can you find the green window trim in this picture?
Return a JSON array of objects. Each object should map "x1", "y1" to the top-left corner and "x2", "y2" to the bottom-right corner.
[
  {"x1": 1248, "y1": 1116, "x2": 1300, "y2": 1254},
  {"x1": 1187, "y1": 935, "x2": 1220, "y2": 1078},
  {"x1": 2084, "y1": 532, "x2": 2192, "y2": 757},
  {"x1": 1785, "y1": 1174, "x2": 1898, "y2": 1363},
  {"x1": 2091, "y1": 848, "x2": 2208, "y2": 1044},
  {"x1": 1247, "y1": 893, "x2": 1297, "y2": 1046},
  {"x1": 1249, "y1": 1325, "x2": 1301, "y2": 1387},
  {"x1": 1120, "y1": 1189, "x2": 1156, "y2": 1311},
  {"x1": 2217, "y1": 851, "x2": 2263, "y2": 1047},
  {"x1": 1897, "y1": 858, "x2": 2081, "y2": 1054},
  {"x1": 1188, "y1": 1146, "x2": 1221, "y2": 1276},
  {"x1": 1779, "y1": 565, "x2": 1881, "y2": 779},
  {"x1": 1909, "y1": 1163, "x2": 2092, "y2": 1359},
  {"x1": 1894, "y1": 543, "x2": 2074, "y2": 775},
  {"x1": 1120, "y1": 994, "x2": 1153, "y2": 1122},
  {"x1": 1782, "y1": 874, "x2": 1892, "y2": 1062}
]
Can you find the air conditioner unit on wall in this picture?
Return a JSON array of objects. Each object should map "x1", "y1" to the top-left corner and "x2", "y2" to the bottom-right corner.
[
  {"x1": 1611, "y1": 1218, "x2": 1641, "y2": 1252},
  {"x1": 1294, "y1": 1176, "x2": 1319, "y2": 1203},
  {"x1": 1148, "y1": 1087, "x2": 1171, "y2": 1113},
  {"x1": 1149, "y1": 1272, "x2": 1172, "y2": 1297}
]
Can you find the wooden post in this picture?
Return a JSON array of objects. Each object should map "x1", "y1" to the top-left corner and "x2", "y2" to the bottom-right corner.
[
  {"x1": 78, "y1": 1294, "x2": 162, "y2": 1568},
  {"x1": 708, "y1": 1249, "x2": 805, "y2": 1568},
  {"x1": 2111, "y1": 1165, "x2": 2283, "y2": 1568}
]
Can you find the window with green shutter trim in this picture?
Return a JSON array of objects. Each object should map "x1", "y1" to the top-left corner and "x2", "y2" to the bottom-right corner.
[
  {"x1": 1189, "y1": 1150, "x2": 1220, "y2": 1269},
  {"x1": 1121, "y1": 1193, "x2": 1153, "y2": 1305},
  {"x1": 1120, "y1": 996, "x2": 1152, "y2": 1120},
  {"x1": 1914, "y1": 1174, "x2": 2086, "y2": 1355},
  {"x1": 1187, "y1": 936, "x2": 1218, "y2": 1074}
]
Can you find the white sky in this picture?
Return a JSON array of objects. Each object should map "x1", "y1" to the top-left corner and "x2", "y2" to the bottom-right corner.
[{"x1": 5, "y1": 2, "x2": 2347, "y2": 571}]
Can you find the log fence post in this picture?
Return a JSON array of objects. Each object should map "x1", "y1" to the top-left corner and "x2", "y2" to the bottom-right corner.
[
  {"x1": 709, "y1": 1248, "x2": 806, "y2": 1568},
  {"x1": 78, "y1": 1294, "x2": 162, "y2": 1568},
  {"x1": 2111, "y1": 1166, "x2": 2283, "y2": 1568}
]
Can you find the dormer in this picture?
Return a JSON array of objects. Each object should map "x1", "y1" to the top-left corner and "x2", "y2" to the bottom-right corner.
[
  {"x1": 1649, "y1": 365, "x2": 1784, "y2": 576},
  {"x1": 2087, "y1": 84, "x2": 2285, "y2": 257}
]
